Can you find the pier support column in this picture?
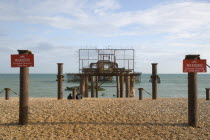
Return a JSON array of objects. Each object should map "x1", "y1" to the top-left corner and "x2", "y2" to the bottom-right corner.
[
  {"x1": 151, "y1": 63, "x2": 158, "y2": 99},
  {"x1": 85, "y1": 76, "x2": 89, "y2": 97},
  {"x1": 116, "y1": 76, "x2": 120, "y2": 98},
  {"x1": 18, "y1": 50, "x2": 32, "y2": 125},
  {"x1": 126, "y1": 72, "x2": 130, "y2": 98},
  {"x1": 73, "y1": 88, "x2": 76, "y2": 99},
  {"x1": 206, "y1": 88, "x2": 210, "y2": 100},
  {"x1": 138, "y1": 88, "x2": 143, "y2": 100},
  {"x1": 80, "y1": 75, "x2": 85, "y2": 97},
  {"x1": 130, "y1": 75, "x2": 135, "y2": 97},
  {"x1": 95, "y1": 76, "x2": 98, "y2": 98},
  {"x1": 57, "y1": 63, "x2": 64, "y2": 100},
  {"x1": 5, "y1": 88, "x2": 10, "y2": 100},
  {"x1": 82, "y1": 76, "x2": 85, "y2": 97},
  {"x1": 120, "y1": 72, "x2": 124, "y2": 98},
  {"x1": 91, "y1": 76, "x2": 95, "y2": 98}
]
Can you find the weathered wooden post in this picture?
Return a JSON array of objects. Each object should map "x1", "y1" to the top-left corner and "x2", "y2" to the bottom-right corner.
[
  {"x1": 19, "y1": 60, "x2": 29, "y2": 125},
  {"x1": 5, "y1": 88, "x2": 10, "y2": 100},
  {"x1": 95, "y1": 76, "x2": 98, "y2": 98},
  {"x1": 73, "y1": 88, "x2": 76, "y2": 99},
  {"x1": 206, "y1": 88, "x2": 210, "y2": 100},
  {"x1": 116, "y1": 76, "x2": 120, "y2": 98},
  {"x1": 130, "y1": 75, "x2": 135, "y2": 97},
  {"x1": 120, "y1": 72, "x2": 124, "y2": 98},
  {"x1": 11, "y1": 50, "x2": 34, "y2": 125},
  {"x1": 91, "y1": 76, "x2": 95, "y2": 98},
  {"x1": 183, "y1": 55, "x2": 206, "y2": 127},
  {"x1": 18, "y1": 50, "x2": 33, "y2": 125},
  {"x1": 188, "y1": 69, "x2": 198, "y2": 127},
  {"x1": 57, "y1": 63, "x2": 64, "y2": 100},
  {"x1": 126, "y1": 72, "x2": 130, "y2": 98},
  {"x1": 85, "y1": 75, "x2": 89, "y2": 97},
  {"x1": 151, "y1": 63, "x2": 158, "y2": 99},
  {"x1": 138, "y1": 88, "x2": 143, "y2": 100}
]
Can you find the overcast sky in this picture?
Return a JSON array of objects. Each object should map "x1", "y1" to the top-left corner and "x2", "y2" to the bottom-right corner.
[{"x1": 1, "y1": 0, "x2": 210, "y2": 74}]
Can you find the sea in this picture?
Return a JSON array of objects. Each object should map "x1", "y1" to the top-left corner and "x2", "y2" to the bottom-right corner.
[{"x1": 0, "y1": 74, "x2": 209, "y2": 98}]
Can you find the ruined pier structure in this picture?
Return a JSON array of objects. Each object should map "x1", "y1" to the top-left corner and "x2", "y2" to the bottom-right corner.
[{"x1": 77, "y1": 49, "x2": 140, "y2": 98}]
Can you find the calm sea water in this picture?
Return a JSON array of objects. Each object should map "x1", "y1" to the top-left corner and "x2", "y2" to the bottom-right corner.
[{"x1": 0, "y1": 74, "x2": 209, "y2": 98}]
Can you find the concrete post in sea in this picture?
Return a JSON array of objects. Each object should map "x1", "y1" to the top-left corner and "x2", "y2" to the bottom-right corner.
[
  {"x1": 57, "y1": 63, "x2": 64, "y2": 100},
  {"x1": 205, "y1": 88, "x2": 210, "y2": 100},
  {"x1": 4, "y1": 88, "x2": 10, "y2": 100},
  {"x1": 18, "y1": 50, "x2": 31, "y2": 125},
  {"x1": 120, "y1": 72, "x2": 124, "y2": 98},
  {"x1": 126, "y1": 72, "x2": 130, "y2": 98},
  {"x1": 151, "y1": 63, "x2": 158, "y2": 99},
  {"x1": 185, "y1": 54, "x2": 199, "y2": 127},
  {"x1": 138, "y1": 88, "x2": 143, "y2": 100}
]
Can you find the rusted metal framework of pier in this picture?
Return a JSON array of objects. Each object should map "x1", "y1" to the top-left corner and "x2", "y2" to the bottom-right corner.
[{"x1": 78, "y1": 49, "x2": 140, "y2": 98}]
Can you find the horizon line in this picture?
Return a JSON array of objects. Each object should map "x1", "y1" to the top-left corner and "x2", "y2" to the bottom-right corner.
[{"x1": 0, "y1": 73, "x2": 209, "y2": 74}]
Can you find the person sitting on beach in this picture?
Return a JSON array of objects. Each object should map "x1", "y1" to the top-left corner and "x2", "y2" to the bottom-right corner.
[
  {"x1": 76, "y1": 93, "x2": 83, "y2": 100},
  {"x1": 67, "y1": 93, "x2": 73, "y2": 100}
]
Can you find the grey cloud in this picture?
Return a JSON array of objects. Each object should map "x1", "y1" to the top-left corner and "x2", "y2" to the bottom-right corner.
[
  {"x1": 0, "y1": 47, "x2": 14, "y2": 53},
  {"x1": 31, "y1": 42, "x2": 55, "y2": 52}
]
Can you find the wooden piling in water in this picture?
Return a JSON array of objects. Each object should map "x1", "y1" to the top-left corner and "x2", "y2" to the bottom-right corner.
[
  {"x1": 85, "y1": 76, "x2": 89, "y2": 97},
  {"x1": 120, "y1": 73, "x2": 124, "y2": 98},
  {"x1": 95, "y1": 76, "x2": 98, "y2": 98},
  {"x1": 126, "y1": 72, "x2": 130, "y2": 98},
  {"x1": 130, "y1": 75, "x2": 135, "y2": 97},
  {"x1": 91, "y1": 76, "x2": 95, "y2": 98},
  {"x1": 116, "y1": 76, "x2": 120, "y2": 98}
]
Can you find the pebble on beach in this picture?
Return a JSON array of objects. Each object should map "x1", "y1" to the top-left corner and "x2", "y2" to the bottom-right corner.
[{"x1": 0, "y1": 97, "x2": 209, "y2": 139}]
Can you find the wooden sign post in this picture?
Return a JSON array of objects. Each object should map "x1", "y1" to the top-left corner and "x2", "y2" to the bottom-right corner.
[
  {"x1": 183, "y1": 55, "x2": 207, "y2": 127},
  {"x1": 11, "y1": 50, "x2": 34, "y2": 125}
]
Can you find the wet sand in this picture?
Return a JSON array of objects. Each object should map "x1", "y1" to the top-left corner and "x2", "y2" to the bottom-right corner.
[{"x1": 0, "y1": 97, "x2": 209, "y2": 140}]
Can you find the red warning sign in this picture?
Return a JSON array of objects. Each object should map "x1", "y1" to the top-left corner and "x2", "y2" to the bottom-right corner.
[
  {"x1": 11, "y1": 54, "x2": 34, "y2": 67},
  {"x1": 183, "y1": 59, "x2": 206, "y2": 73}
]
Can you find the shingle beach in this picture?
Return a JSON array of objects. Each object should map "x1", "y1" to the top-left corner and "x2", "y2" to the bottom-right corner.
[{"x1": 0, "y1": 97, "x2": 209, "y2": 140}]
